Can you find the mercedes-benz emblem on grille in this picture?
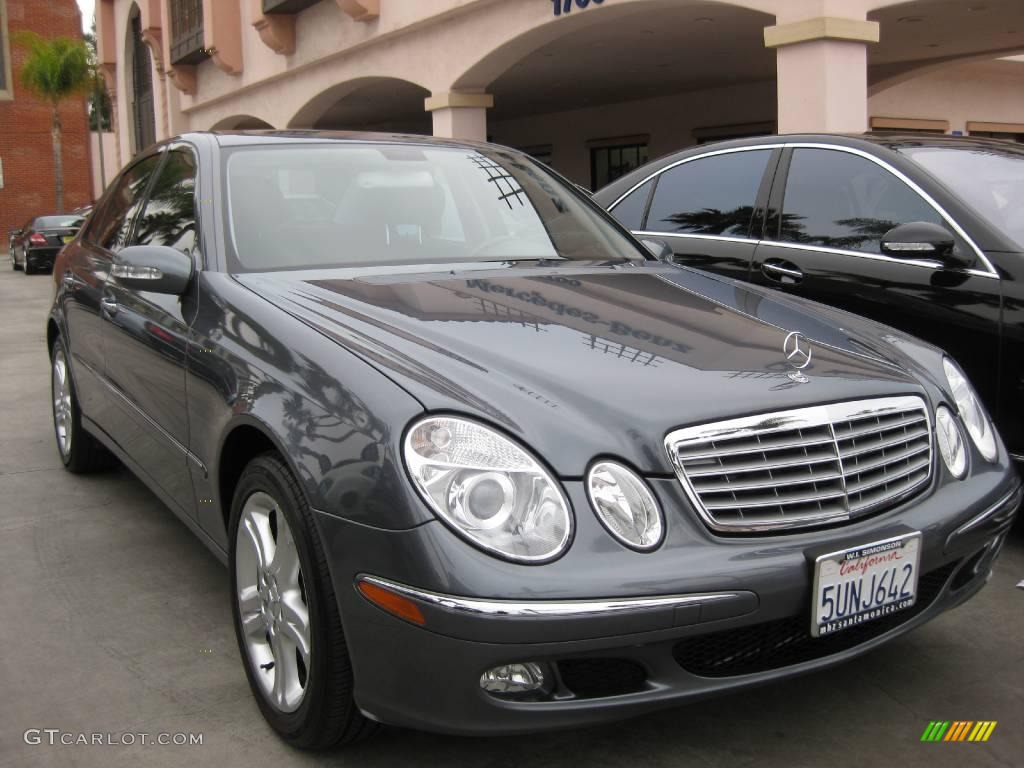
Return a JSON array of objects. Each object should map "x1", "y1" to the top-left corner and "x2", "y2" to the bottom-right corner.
[{"x1": 783, "y1": 331, "x2": 813, "y2": 370}]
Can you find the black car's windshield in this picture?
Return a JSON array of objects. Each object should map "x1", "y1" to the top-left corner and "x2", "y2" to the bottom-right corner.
[
  {"x1": 223, "y1": 143, "x2": 647, "y2": 271},
  {"x1": 900, "y1": 144, "x2": 1024, "y2": 250},
  {"x1": 35, "y1": 215, "x2": 84, "y2": 229}
]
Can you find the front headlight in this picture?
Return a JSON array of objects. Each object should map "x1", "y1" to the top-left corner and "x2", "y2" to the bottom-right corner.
[
  {"x1": 942, "y1": 358, "x2": 998, "y2": 462},
  {"x1": 587, "y1": 461, "x2": 664, "y2": 551},
  {"x1": 403, "y1": 416, "x2": 573, "y2": 563}
]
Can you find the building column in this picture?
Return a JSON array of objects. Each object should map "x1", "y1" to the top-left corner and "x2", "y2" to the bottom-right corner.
[
  {"x1": 425, "y1": 92, "x2": 493, "y2": 141},
  {"x1": 765, "y1": 17, "x2": 879, "y2": 134}
]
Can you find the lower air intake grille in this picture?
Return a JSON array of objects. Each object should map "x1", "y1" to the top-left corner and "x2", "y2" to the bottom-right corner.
[
  {"x1": 666, "y1": 396, "x2": 933, "y2": 532},
  {"x1": 672, "y1": 560, "x2": 958, "y2": 678}
]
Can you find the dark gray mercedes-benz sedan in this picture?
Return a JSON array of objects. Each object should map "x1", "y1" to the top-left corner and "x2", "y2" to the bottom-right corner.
[{"x1": 48, "y1": 132, "x2": 1020, "y2": 749}]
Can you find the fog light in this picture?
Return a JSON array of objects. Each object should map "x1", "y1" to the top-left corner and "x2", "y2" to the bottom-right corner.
[{"x1": 480, "y1": 663, "x2": 545, "y2": 694}]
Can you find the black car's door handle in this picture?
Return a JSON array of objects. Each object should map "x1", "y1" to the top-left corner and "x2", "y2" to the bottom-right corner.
[
  {"x1": 100, "y1": 296, "x2": 119, "y2": 316},
  {"x1": 62, "y1": 272, "x2": 76, "y2": 291},
  {"x1": 762, "y1": 259, "x2": 804, "y2": 285}
]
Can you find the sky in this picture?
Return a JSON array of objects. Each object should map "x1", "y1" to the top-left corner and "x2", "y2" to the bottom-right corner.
[{"x1": 77, "y1": 0, "x2": 95, "y2": 33}]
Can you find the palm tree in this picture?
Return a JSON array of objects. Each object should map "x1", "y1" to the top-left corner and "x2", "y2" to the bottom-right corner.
[{"x1": 14, "y1": 32, "x2": 90, "y2": 212}]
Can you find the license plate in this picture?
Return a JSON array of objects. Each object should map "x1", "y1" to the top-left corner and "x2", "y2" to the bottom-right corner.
[
  {"x1": 62, "y1": 235, "x2": 74, "y2": 244},
  {"x1": 811, "y1": 533, "x2": 921, "y2": 637}
]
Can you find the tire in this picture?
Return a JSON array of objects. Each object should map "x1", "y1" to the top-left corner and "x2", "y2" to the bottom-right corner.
[
  {"x1": 51, "y1": 337, "x2": 118, "y2": 473},
  {"x1": 229, "y1": 453, "x2": 378, "y2": 750},
  {"x1": 10, "y1": 250, "x2": 20, "y2": 270},
  {"x1": 23, "y1": 254, "x2": 35, "y2": 275}
]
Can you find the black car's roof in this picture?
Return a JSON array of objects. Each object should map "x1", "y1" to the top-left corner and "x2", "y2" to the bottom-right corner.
[{"x1": 635, "y1": 131, "x2": 1024, "y2": 154}]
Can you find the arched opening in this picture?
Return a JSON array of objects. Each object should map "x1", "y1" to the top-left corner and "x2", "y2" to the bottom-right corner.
[
  {"x1": 210, "y1": 115, "x2": 275, "y2": 130},
  {"x1": 126, "y1": 4, "x2": 156, "y2": 154},
  {"x1": 287, "y1": 77, "x2": 431, "y2": 134},
  {"x1": 454, "y1": 0, "x2": 777, "y2": 188}
]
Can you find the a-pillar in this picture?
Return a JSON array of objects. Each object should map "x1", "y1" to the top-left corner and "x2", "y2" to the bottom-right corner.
[
  {"x1": 425, "y1": 92, "x2": 493, "y2": 141},
  {"x1": 765, "y1": 17, "x2": 879, "y2": 134}
]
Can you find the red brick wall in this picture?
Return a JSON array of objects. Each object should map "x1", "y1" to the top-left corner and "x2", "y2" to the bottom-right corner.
[{"x1": 1, "y1": 0, "x2": 93, "y2": 247}]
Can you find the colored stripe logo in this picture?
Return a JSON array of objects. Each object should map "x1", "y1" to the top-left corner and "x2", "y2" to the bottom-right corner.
[{"x1": 921, "y1": 721, "x2": 997, "y2": 742}]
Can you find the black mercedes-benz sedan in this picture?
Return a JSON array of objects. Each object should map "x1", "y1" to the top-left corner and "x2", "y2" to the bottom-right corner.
[
  {"x1": 10, "y1": 214, "x2": 85, "y2": 273},
  {"x1": 49, "y1": 132, "x2": 1019, "y2": 749},
  {"x1": 594, "y1": 134, "x2": 1024, "y2": 469}
]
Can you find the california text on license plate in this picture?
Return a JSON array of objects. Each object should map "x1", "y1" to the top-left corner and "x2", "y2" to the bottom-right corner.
[{"x1": 811, "y1": 533, "x2": 921, "y2": 637}]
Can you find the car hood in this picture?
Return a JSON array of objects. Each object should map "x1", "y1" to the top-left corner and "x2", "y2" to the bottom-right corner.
[{"x1": 236, "y1": 263, "x2": 926, "y2": 475}]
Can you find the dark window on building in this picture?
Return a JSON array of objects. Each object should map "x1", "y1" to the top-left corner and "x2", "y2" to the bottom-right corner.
[
  {"x1": 591, "y1": 142, "x2": 648, "y2": 190},
  {"x1": 0, "y1": 11, "x2": 7, "y2": 93},
  {"x1": 778, "y1": 148, "x2": 942, "y2": 253},
  {"x1": 609, "y1": 179, "x2": 654, "y2": 230},
  {"x1": 969, "y1": 130, "x2": 1024, "y2": 143},
  {"x1": 645, "y1": 150, "x2": 771, "y2": 237},
  {"x1": 0, "y1": 0, "x2": 10, "y2": 96},
  {"x1": 169, "y1": 0, "x2": 208, "y2": 65},
  {"x1": 130, "y1": 14, "x2": 156, "y2": 153},
  {"x1": 91, "y1": 154, "x2": 162, "y2": 252},
  {"x1": 133, "y1": 149, "x2": 198, "y2": 257}
]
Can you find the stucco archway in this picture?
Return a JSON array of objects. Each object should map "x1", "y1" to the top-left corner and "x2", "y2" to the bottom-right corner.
[
  {"x1": 287, "y1": 77, "x2": 431, "y2": 134},
  {"x1": 210, "y1": 115, "x2": 275, "y2": 130}
]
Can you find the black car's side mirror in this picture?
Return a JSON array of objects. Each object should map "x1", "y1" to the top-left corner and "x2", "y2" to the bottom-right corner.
[
  {"x1": 9, "y1": 229, "x2": 23, "y2": 237},
  {"x1": 112, "y1": 245, "x2": 194, "y2": 295},
  {"x1": 880, "y1": 222, "x2": 970, "y2": 268},
  {"x1": 640, "y1": 237, "x2": 675, "y2": 263}
]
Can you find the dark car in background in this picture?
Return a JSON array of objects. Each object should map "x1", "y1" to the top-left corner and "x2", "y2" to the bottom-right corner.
[
  {"x1": 595, "y1": 135, "x2": 1024, "y2": 467},
  {"x1": 9, "y1": 214, "x2": 86, "y2": 274},
  {"x1": 49, "y1": 131, "x2": 1019, "y2": 749}
]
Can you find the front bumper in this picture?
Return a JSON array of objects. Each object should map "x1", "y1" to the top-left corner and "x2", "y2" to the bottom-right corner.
[{"x1": 314, "y1": 479, "x2": 1020, "y2": 736}]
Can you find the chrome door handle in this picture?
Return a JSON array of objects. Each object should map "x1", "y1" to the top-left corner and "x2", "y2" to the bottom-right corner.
[
  {"x1": 762, "y1": 261, "x2": 804, "y2": 282},
  {"x1": 62, "y1": 272, "x2": 76, "y2": 290},
  {"x1": 100, "y1": 296, "x2": 119, "y2": 316}
]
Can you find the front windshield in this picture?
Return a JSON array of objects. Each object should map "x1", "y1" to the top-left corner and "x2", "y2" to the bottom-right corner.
[
  {"x1": 900, "y1": 144, "x2": 1024, "y2": 250},
  {"x1": 224, "y1": 143, "x2": 647, "y2": 271}
]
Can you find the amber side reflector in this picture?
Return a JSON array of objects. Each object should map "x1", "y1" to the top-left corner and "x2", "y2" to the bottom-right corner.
[{"x1": 357, "y1": 581, "x2": 426, "y2": 626}]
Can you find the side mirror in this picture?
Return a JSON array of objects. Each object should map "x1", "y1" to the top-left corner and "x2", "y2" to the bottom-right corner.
[
  {"x1": 112, "y1": 245, "x2": 194, "y2": 295},
  {"x1": 640, "y1": 237, "x2": 674, "y2": 263},
  {"x1": 9, "y1": 229, "x2": 23, "y2": 238},
  {"x1": 880, "y1": 222, "x2": 969, "y2": 268}
]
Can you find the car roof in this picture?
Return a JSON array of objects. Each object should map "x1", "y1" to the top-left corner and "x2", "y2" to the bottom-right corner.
[
  {"x1": 593, "y1": 132, "x2": 1024, "y2": 201},
  {"x1": 174, "y1": 129, "x2": 504, "y2": 153}
]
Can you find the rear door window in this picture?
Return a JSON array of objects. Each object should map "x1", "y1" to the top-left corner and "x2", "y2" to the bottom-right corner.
[{"x1": 645, "y1": 150, "x2": 772, "y2": 237}]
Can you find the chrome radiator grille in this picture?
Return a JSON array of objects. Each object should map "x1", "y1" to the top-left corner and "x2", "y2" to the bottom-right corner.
[{"x1": 666, "y1": 396, "x2": 932, "y2": 532}]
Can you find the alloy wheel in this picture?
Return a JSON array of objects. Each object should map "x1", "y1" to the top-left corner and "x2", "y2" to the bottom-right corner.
[
  {"x1": 235, "y1": 491, "x2": 312, "y2": 713},
  {"x1": 52, "y1": 348, "x2": 73, "y2": 457}
]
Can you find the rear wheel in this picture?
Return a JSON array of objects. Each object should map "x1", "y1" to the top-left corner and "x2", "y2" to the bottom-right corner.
[
  {"x1": 23, "y1": 253, "x2": 34, "y2": 275},
  {"x1": 229, "y1": 454, "x2": 378, "y2": 750},
  {"x1": 51, "y1": 337, "x2": 118, "y2": 473},
  {"x1": 10, "y1": 249, "x2": 20, "y2": 270}
]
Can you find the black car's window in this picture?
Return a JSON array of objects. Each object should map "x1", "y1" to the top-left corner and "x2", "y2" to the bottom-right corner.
[
  {"x1": 645, "y1": 150, "x2": 771, "y2": 237},
  {"x1": 133, "y1": 149, "x2": 198, "y2": 258},
  {"x1": 34, "y1": 215, "x2": 85, "y2": 229},
  {"x1": 900, "y1": 144, "x2": 1024, "y2": 250},
  {"x1": 224, "y1": 144, "x2": 648, "y2": 272},
  {"x1": 609, "y1": 179, "x2": 653, "y2": 230},
  {"x1": 91, "y1": 154, "x2": 162, "y2": 252},
  {"x1": 779, "y1": 148, "x2": 943, "y2": 254}
]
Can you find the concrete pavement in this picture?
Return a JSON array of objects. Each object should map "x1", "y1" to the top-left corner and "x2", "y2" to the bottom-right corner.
[{"x1": 0, "y1": 265, "x2": 1021, "y2": 768}]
